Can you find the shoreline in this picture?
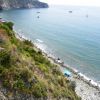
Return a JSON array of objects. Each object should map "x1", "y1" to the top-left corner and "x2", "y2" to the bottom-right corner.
[
  {"x1": 34, "y1": 40, "x2": 100, "y2": 91},
  {"x1": 15, "y1": 30, "x2": 100, "y2": 100}
]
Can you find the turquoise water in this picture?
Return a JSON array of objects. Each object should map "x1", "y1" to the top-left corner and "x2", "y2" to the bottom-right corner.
[{"x1": 0, "y1": 5, "x2": 100, "y2": 82}]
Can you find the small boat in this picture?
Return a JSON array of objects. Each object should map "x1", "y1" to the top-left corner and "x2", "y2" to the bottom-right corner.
[
  {"x1": 86, "y1": 15, "x2": 88, "y2": 18},
  {"x1": 69, "y1": 11, "x2": 72, "y2": 13},
  {"x1": 37, "y1": 12, "x2": 40, "y2": 13},
  {"x1": 37, "y1": 16, "x2": 40, "y2": 18}
]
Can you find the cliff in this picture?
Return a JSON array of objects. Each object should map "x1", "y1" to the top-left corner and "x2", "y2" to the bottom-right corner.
[
  {"x1": 0, "y1": 0, "x2": 48, "y2": 10},
  {"x1": 0, "y1": 22, "x2": 81, "y2": 99}
]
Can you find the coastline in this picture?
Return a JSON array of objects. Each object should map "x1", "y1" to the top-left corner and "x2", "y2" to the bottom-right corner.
[{"x1": 15, "y1": 30, "x2": 100, "y2": 100}]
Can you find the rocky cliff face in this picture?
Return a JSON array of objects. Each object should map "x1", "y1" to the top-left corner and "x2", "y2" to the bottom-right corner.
[{"x1": 0, "y1": 0, "x2": 48, "y2": 9}]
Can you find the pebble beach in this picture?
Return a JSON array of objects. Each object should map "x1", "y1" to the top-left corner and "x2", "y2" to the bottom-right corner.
[{"x1": 16, "y1": 32, "x2": 100, "y2": 100}]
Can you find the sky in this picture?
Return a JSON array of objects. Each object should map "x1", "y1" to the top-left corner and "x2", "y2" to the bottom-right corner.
[{"x1": 40, "y1": 0, "x2": 100, "y2": 6}]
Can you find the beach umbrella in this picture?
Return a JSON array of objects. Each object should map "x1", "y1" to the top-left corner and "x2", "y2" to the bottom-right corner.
[{"x1": 64, "y1": 70, "x2": 71, "y2": 77}]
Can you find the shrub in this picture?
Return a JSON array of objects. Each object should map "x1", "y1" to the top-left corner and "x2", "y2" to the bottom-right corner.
[
  {"x1": 52, "y1": 67, "x2": 62, "y2": 76},
  {"x1": 0, "y1": 37, "x2": 4, "y2": 44},
  {"x1": 24, "y1": 46, "x2": 36, "y2": 56},
  {"x1": 38, "y1": 64, "x2": 49, "y2": 73},
  {"x1": 4, "y1": 22, "x2": 14, "y2": 30},
  {"x1": 57, "y1": 76, "x2": 65, "y2": 87},
  {"x1": 0, "y1": 50, "x2": 11, "y2": 67},
  {"x1": 0, "y1": 66, "x2": 3, "y2": 74},
  {"x1": 13, "y1": 79, "x2": 25, "y2": 90},
  {"x1": 23, "y1": 40, "x2": 33, "y2": 46},
  {"x1": 38, "y1": 50, "x2": 42, "y2": 55},
  {"x1": 53, "y1": 89, "x2": 62, "y2": 98},
  {"x1": 10, "y1": 37, "x2": 18, "y2": 45},
  {"x1": 32, "y1": 82, "x2": 47, "y2": 98},
  {"x1": 0, "y1": 23, "x2": 10, "y2": 33},
  {"x1": 3, "y1": 80, "x2": 10, "y2": 88},
  {"x1": 20, "y1": 68, "x2": 33, "y2": 82},
  {"x1": 0, "y1": 22, "x2": 14, "y2": 36},
  {"x1": 34, "y1": 54, "x2": 50, "y2": 66}
]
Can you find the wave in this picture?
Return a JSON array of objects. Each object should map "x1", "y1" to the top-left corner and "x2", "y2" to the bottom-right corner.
[
  {"x1": 36, "y1": 39, "x2": 44, "y2": 43},
  {"x1": 77, "y1": 72, "x2": 100, "y2": 89},
  {"x1": 34, "y1": 40, "x2": 47, "y2": 53}
]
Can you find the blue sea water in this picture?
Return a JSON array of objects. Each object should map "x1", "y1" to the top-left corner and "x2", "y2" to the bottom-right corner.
[{"x1": 0, "y1": 5, "x2": 100, "y2": 82}]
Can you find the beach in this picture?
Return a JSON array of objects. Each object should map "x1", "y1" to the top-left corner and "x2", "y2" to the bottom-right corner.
[
  {"x1": 73, "y1": 77, "x2": 100, "y2": 100},
  {"x1": 45, "y1": 52, "x2": 100, "y2": 100},
  {"x1": 15, "y1": 31, "x2": 100, "y2": 100}
]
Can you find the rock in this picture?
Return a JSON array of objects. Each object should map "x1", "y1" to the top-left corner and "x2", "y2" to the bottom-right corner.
[
  {"x1": 0, "y1": 91, "x2": 7, "y2": 100},
  {"x1": 0, "y1": 47, "x2": 4, "y2": 51},
  {"x1": 0, "y1": 0, "x2": 49, "y2": 10}
]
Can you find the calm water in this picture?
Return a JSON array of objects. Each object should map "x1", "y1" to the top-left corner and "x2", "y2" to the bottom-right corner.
[{"x1": 0, "y1": 5, "x2": 100, "y2": 82}]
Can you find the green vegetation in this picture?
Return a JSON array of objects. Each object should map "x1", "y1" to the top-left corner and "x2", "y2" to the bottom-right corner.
[
  {"x1": 0, "y1": 22, "x2": 81, "y2": 99},
  {"x1": 0, "y1": 50, "x2": 11, "y2": 67}
]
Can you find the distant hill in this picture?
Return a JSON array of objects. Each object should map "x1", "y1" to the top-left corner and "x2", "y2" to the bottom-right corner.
[{"x1": 0, "y1": 0, "x2": 48, "y2": 10}]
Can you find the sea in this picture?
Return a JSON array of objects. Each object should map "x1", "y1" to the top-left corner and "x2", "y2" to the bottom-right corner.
[{"x1": 0, "y1": 5, "x2": 100, "y2": 83}]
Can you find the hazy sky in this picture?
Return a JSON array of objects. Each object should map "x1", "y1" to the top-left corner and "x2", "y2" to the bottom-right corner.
[{"x1": 40, "y1": 0, "x2": 100, "y2": 6}]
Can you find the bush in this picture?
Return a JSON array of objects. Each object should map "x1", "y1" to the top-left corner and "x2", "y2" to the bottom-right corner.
[
  {"x1": 0, "y1": 66, "x2": 3, "y2": 74},
  {"x1": 20, "y1": 68, "x2": 33, "y2": 82},
  {"x1": 0, "y1": 23, "x2": 10, "y2": 33},
  {"x1": 3, "y1": 80, "x2": 10, "y2": 88},
  {"x1": 32, "y1": 82, "x2": 47, "y2": 98},
  {"x1": 57, "y1": 76, "x2": 65, "y2": 87},
  {"x1": 4, "y1": 22, "x2": 14, "y2": 30},
  {"x1": 24, "y1": 46, "x2": 36, "y2": 56},
  {"x1": 0, "y1": 50, "x2": 11, "y2": 67},
  {"x1": 0, "y1": 22, "x2": 14, "y2": 36},
  {"x1": 23, "y1": 40, "x2": 33, "y2": 46},
  {"x1": 10, "y1": 37, "x2": 18, "y2": 45},
  {"x1": 53, "y1": 89, "x2": 61, "y2": 98},
  {"x1": 52, "y1": 67, "x2": 62, "y2": 76},
  {"x1": 38, "y1": 50, "x2": 42, "y2": 55},
  {"x1": 38, "y1": 64, "x2": 49, "y2": 73},
  {"x1": 13, "y1": 79, "x2": 25, "y2": 90},
  {"x1": 34, "y1": 54, "x2": 50, "y2": 66},
  {"x1": 0, "y1": 37, "x2": 4, "y2": 44}
]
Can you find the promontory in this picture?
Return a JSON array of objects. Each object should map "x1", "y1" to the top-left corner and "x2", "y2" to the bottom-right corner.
[{"x1": 0, "y1": 0, "x2": 48, "y2": 10}]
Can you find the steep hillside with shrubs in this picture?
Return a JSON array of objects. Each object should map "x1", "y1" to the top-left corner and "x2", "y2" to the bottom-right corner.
[{"x1": 0, "y1": 22, "x2": 80, "y2": 100}]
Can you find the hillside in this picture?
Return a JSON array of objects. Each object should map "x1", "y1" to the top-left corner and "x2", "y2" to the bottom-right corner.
[
  {"x1": 0, "y1": 22, "x2": 80, "y2": 99},
  {"x1": 0, "y1": 0, "x2": 48, "y2": 10}
]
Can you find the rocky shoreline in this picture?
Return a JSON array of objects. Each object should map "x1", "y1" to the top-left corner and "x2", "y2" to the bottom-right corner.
[
  {"x1": 36, "y1": 44, "x2": 100, "y2": 100},
  {"x1": 15, "y1": 31, "x2": 100, "y2": 100}
]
